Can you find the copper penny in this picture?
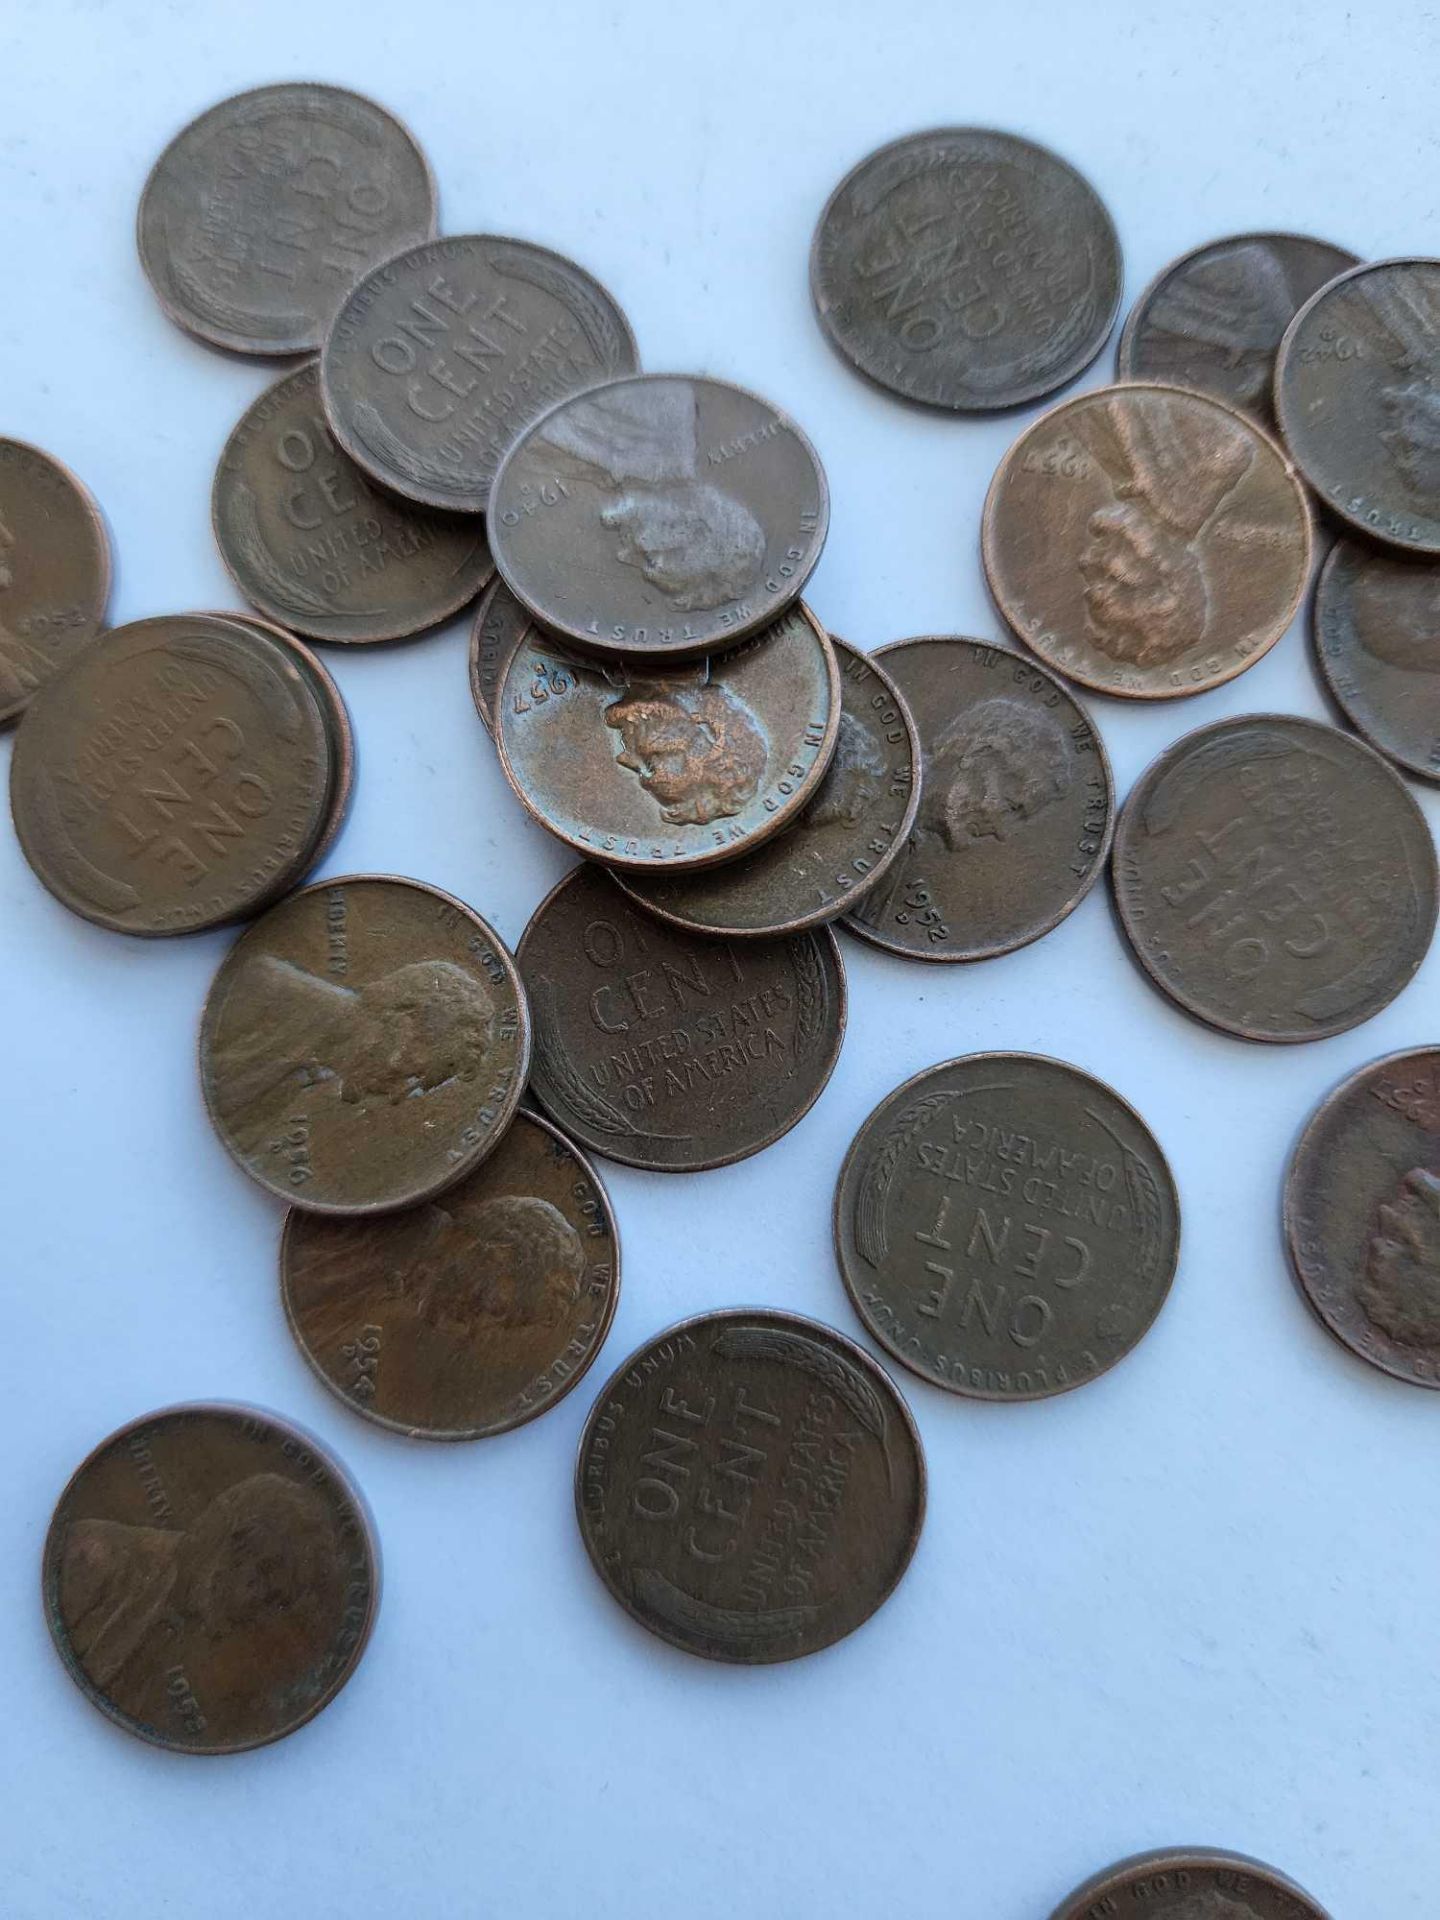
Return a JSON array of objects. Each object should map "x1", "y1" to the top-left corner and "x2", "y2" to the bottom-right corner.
[
  {"x1": 0, "y1": 439, "x2": 111, "y2": 728},
  {"x1": 494, "y1": 603, "x2": 840, "y2": 873},
  {"x1": 1312, "y1": 534, "x2": 1440, "y2": 781},
  {"x1": 1049, "y1": 1847, "x2": 1332, "y2": 1920},
  {"x1": 1112, "y1": 713, "x2": 1438, "y2": 1043},
  {"x1": 575, "y1": 1308, "x2": 925, "y2": 1663},
  {"x1": 518, "y1": 863, "x2": 846, "y2": 1173},
  {"x1": 281, "y1": 1110, "x2": 619, "y2": 1438},
  {"x1": 468, "y1": 576, "x2": 533, "y2": 738},
  {"x1": 200, "y1": 874, "x2": 530, "y2": 1214},
  {"x1": 982, "y1": 382, "x2": 1312, "y2": 699},
  {"x1": 43, "y1": 1403, "x2": 378, "y2": 1754},
  {"x1": 843, "y1": 635, "x2": 1113, "y2": 961}
]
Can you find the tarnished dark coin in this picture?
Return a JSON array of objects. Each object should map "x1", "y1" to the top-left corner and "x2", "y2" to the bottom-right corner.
[
  {"x1": 138, "y1": 84, "x2": 436, "y2": 356},
  {"x1": 575, "y1": 1307, "x2": 924, "y2": 1663},
  {"x1": 10, "y1": 613, "x2": 337, "y2": 935},
  {"x1": 282, "y1": 1110, "x2": 618, "y2": 1438},
  {"x1": 213, "y1": 362, "x2": 493, "y2": 644},
  {"x1": 468, "y1": 577, "x2": 533, "y2": 738},
  {"x1": 489, "y1": 374, "x2": 828, "y2": 656},
  {"x1": 1285, "y1": 1048, "x2": 1440, "y2": 1389},
  {"x1": 1313, "y1": 535, "x2": 1440, "y2": 780},
  {"x1": 1112, "y1": 713, "x2": 1438, "y2": 1043},
  {"x1": 43, "y1": 1403, "x2": 377, "y2": 1754},
  {"x1": 614, "y1": 638, "x2": 919, "y2": 936},
  {"x1": 1118, "y1": 232, "x2": 1359, "y2": 424},
  {"x1": 320, "y1": 234, "x2": 638, "y2": 512},
  {"x1": 0, "y1": 440, "x2": 110, "y2": 727},
  {"x1": 810, "y1": 128, "x2": 1121, "y2": 412},
  {"x1": 843, "y1": 636, "x2": 1113, "y2": 961},
  {"x1": 983, "y1": 383, "x2": 1313, "y2": 698},
  {"x1": 835, "y1": 1053, "x2": 1179, "y2": 1400},
  {"x1": 495, "y1": 603, "x2": 840, "y2": 873},
  {"x1": 518, "y1": 863, "x2": 846, "y2": 1173},
  {"x1": 1049, "y1": 1847, "x2": 1332, "y2": 1920},
  {"x1": 1276, "y1": 257, "x2": 1440, "y2": 554},
  {"x1": 200, "y1": 874, "x2": 530, "y2": 1214}
]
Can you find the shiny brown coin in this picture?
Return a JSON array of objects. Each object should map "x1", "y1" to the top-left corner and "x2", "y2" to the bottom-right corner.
[
  {"x1": 575, "y1": 1308, "x2": 924, "y2": 1663},
  {"x1": 282, "y1": 1110, "x2": 619, "y2": 1438},
  {"x1": 1118, "y1": 231, "x2": 1359, "y2": 424},
  {"x1": 1050, "y1": 1848, "x2": 1332, "y2": 1920},
  {"x1": 982, "y1": 382, "x2": 1312, "y2": 699},
  {"x1": 213, "y1": 362, "x2": 493, "y2": 644},
  {"x1": 0, "y1": 440, "x2": 111, "y2": 727},
  {"x1": 1276, "y1": 257, "x2": 1440, "y2": 554},
  {"x1": 489, "y1": 374, "x2": 829, "y2": 656},
  {"x1": 519, "y1": 863, "x2": 846, "y2": 1173},
  {"x1": 10, "y1": 613, "x2": 337, "y2": 935},
  {"x1": 43, "y1": 1403, "x2": 378, "y2": 1754},
  {"x1": 1285, "y1": 1048, "x2": 1440, "y2": 1389},
  {"x1": 842, "y1": 636, "x2": 1113, "y2": 961},
  {"x1": 1112, "y1": 713, "x2": 1438, "y2": 1043},
  {"x1": 495, "y1": 603, "x2": 840, "y2": 873},
  {"x1": 835, "y1": 1053, "x2": 1179, "y2": 1401},
  {"x1": 468, "y1": 577, "x2": 533, "y2": 738},
  {"x1": 1313, "y1": 535, "x2": 1440, "y2": 780},
  {"x1": 200, "y1": 874, "x2": 530, "y2": 1214},
  {"x1": 320, "y1": 234, "x2": 638, "y2": 513},
  {"x1": 811, "y1": 128, "x2": 1121, "y2": 412},
  {"x1": 138, "y1": 84, "x2": 436, "y2": 356},
  {"x1": 614, "y1": 638, "x2": 919, "y2": 936}
]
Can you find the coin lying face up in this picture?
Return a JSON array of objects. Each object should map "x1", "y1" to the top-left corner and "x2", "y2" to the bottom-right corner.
[
  {"x1": 1312, "y1": 535, "x2": 1440, "y2": 781},
  {"x1": 43, "y1": 1403, "x2": 378, "y2": 1753},
  {"x1": 983, "y1": 383, "x2": 1313, "y2": 698},
  {"x1": 468, "y1": 577, "x2": 534, "y2": 738},
  {"x1": 282, "y1": 1109, "x2": 620, "y2": 1437},
  {"x1": 575, "y1": 1308, "x2": 925, "y2": 1662},
  {"x1": 835, "y1": 1053, "x2": 1180, "y2": 1400},
  {"x1": 490, "y1": 374, "x2": 829, "y2": 655},
  {"x1": 138, "y1": 84, "x2": 436, "y2": 356},
  {"x1": 1047, "y1": 1848, "x2": 1333, "y2": 1920},
  {"x1": 1112, "y1": 714, "x2": 1438, "y2": 1043},
  {"x1": 0, "y1": 439, "x2": 110, "y2": 727},
  {"x1": 200, "y1": 874, "x2": 530, "y2": 1213}
]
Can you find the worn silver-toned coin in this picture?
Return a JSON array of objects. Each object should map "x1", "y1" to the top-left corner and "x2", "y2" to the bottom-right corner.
[
  {"x1": 811, "y1": 127, "x2": 1121, "y2": 412},
  {"x1": 1049, "y1": 1847, "x2": 1332, "y2": 1920},
  {"x1": 0, "y1": 440, "x2": 111, "y2": 728},
  {"x1": 468, "y1": 577, "x2": 533, "y2": 738},
  {"x1": 138, "y1": 84, "x2": 436, "y2": 356},
  {"x1": 489, "y1": 374, "x2": 829, "y2": 656},
  {"x1": 320, "y1": 234, "x2": 638, "y2": 512},
  {"x1": 1312, "y1": 534, "x2": 1440, "y2": 781}
]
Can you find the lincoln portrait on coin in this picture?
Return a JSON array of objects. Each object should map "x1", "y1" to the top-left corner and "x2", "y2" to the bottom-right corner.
[
  {"x1": 914, "y1": 695, "x2": 1070, "y2": 846},
  {"x1": 402, "y1": 1195, "x2": 587, "y2": 1333},
  {"x1": 1358, "y1": 1165, "x2": 1440, "y2": 1347},
  {"x1": 803, "y1": 710, "x2": 887, "y2": 829},
  {"x1": 1346, "y1": 559, "x2": 1440, "y2": 673},
  {"x1": 0, "y1": 504, "x2": 44, "y2": 710},
  {"x1": 1158, "y1": 1894, "x2": 1262, "y2": 1920},
  {"x1": 1142, "y1": 239, "x2": 1299, "y2": 417},
  {"x1": 1366, "y1": 270, "x2": 1440, "y2": 503},
  {"x1": 605, "y1": 677, "x2": 768, "y2": 826}
]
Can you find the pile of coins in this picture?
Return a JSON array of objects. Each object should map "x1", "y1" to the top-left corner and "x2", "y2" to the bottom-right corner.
[{"x1": 12, "y1": 85, "x2": 1437, "y2": 1915}]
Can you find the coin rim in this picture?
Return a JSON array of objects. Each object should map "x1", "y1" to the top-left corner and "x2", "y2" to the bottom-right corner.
[
  {"x1": 1310, "y1": 534, "x2": 1440, "y2": 782},
  {"x1": 467, "y1": 576, "x2": 534, "y2": 739},
  {"x1": 0, "y1": 438, "x2": 113, "y2": 729},
  {"x1": 1046, "y1": 1845, "x2": 1333, "y2": 1920}
]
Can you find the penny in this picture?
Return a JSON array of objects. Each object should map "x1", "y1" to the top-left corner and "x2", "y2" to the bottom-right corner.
[
  {"x1": 10, "y1": 613, "x2": 337, "y2": 935},
  {"x1": 0, "y1": 439, "x2": 110, "y2": 727},
  {"x1": 810, "y1": 127, "x2": 1121, "y2": 412},
  {"x1": 518, "y1": 863, "x2": 846, "y2": 1173},
  {"x1": 200, "y1": 874, "x2": 530, "y2": 1214},
  {"x1": 1285, "y1": 1048, "x2": 1440, "y2": 1390},
  {"x1": 1312, "y1": 535, "x2": 1440, "y2": 781},
  {"x1": 1276, "y1": 257, "x2": 1440, "y2": 554},
  {"x1": 489, "y1": 373, "x2": 828, "y2": 656},
  {"x1": 1112, "y1": 713, "x2": 1438, "y2": 1043},
  {"x1": 842, "y1": 636, "x2": 1113, "y2": 961},
  {"x1": 138, "y1": 84, "x2": 436, "y2": 356},
  {"x1": 281, "y1": 1110, "x2": 619, "y2": 1438},
  {"x1": 43, "y1": 1403, "x2": 377, "y2": 1754},
  {"x1": 495, "y1": 603, "x2": 840, "y2": 873},
  {"x1": 468, "y1": 577, "x2": 533, "y2": 738},
  {"x1": 614, "y1": 638, "x2": 919, "y2": 936},
  {"x1": 213, "y1": 362, "x2": 494, "y2": 644},
  {"x1": 1048, "y1": 1847, "x2": 1332, "y2": 1920},
  {"x1": 320, "y1": 234, "x2": 638, "y2": 513},
  {"x1": 1118, "y1": 231, "x2": 1359, "y2": 424},
  {"x1": 983, "y1": 383, "x2": 1313, "y2": 699},
  {"x1": 835, "y1": 1053, "x2": 1179, "y2": 1401},
  {"x1": 575, "y1": 1307, "x2": 924, "y2": 1663}
]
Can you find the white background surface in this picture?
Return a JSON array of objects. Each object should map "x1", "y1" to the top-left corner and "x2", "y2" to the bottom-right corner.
[{"x1": 1, "y1": 4, "x2": 1436, "y2": 1915}]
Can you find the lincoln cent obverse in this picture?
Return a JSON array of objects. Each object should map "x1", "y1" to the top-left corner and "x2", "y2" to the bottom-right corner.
[
  {"x1": 835, "y1": 1054, "x2": 1179, "y2": 1401},
  {"x1": 575, "y1": 1308, "x2": 925, "y2": 1663},
  {"x1": 1112, "y1": 714, "x2": 1438, "y2": 1043},
  {"x1": 43, "y1": 1403, "x2": 378, "y2": 1754},
  {"x1": 0, "y1": 440, "x2": 110, "y2": 727},
  {"x1": 1048, "y1": 1847, "x2": 1333, "y2": 1920},
  {"x1": 468, "y1": 577, "x2": 534, "y2": 738},
  {"x1": 1312, "y1": 534, "x2": 1440, "y2": 781}
]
